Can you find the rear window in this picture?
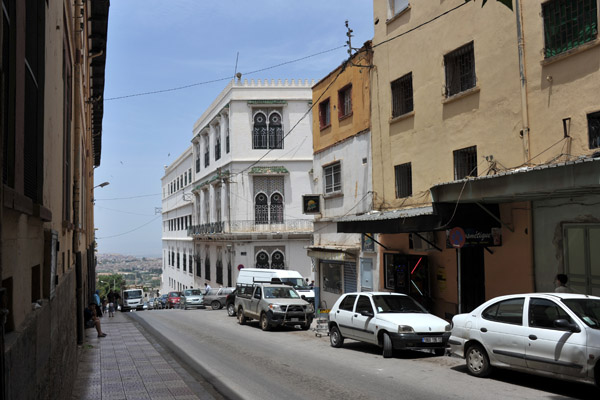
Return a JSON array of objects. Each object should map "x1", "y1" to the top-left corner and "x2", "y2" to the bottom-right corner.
[
  {"x1": 339, "y1": 295, "x2": 357, "y2": 311},
  {"x1": 482, "y1": 298, "x2": 524, "y2": 325},
  {"x1": 184, "y1": 289, "x2": 202, "y2": 296}
]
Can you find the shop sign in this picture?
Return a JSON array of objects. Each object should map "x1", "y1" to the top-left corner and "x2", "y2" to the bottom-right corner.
[
  {"x1": 446, "y1": 227, "x2": 502, "y2": 248},
  {"x1": 302, "y1": 195, "x2": 321, "y2": 214}
]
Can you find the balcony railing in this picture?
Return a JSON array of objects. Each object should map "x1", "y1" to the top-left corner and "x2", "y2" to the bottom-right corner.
[{"x1": 188, "y1": 219, "x2": 313, "y2": 236}]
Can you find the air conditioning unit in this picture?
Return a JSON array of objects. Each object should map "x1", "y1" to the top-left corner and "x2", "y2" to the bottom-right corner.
[{"x1": 410, "y1": 232, "x2": 435, "y2": 252}]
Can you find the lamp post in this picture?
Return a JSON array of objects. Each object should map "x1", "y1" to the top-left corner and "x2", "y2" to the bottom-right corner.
[
  {"x1": 93, "y1": 181, "x2": 110, "y2": 189},
  {"x1": 99, "y1": 279, "x2": 115, "y2": 291}
]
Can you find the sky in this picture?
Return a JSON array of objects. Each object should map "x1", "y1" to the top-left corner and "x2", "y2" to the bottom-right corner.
[{"x1": 94, "y1": 1, "x2": 374, "y2": 257}]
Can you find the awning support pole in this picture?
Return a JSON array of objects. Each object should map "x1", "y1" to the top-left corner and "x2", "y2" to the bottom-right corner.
[
  {"x1": 484, "y1": 247, "x2": 494, "y2": 255},
  {"x1": 363, "y1": 233, "x2": 388, "y2": 250},
  {"x1": 413, "y1": 232, "x2": 443, "y2": 252},
  {"x1": 475, "y1": 202, "x2": 514, "y2": 233}
]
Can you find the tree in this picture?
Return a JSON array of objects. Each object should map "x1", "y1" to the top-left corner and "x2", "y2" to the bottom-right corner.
[
  {"x1": 482, "y1": 0, "x2": 513, "y2": 10},
  {"x1": 97, "y1": 273, "x2": 126, "y2": 298}
]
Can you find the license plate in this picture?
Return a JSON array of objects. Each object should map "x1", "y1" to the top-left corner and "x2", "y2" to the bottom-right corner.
[
  {"x1": 291, "y1": 318, "x2": 300, "y2": 322},
  {"x1": 422, "y1": 337, "x2": 442, "y2": 343}
]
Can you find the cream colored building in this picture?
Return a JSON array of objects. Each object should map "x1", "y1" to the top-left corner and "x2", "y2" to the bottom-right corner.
[
  {"x1": 338, "y1": 0, "x2": 600, "y2": 317},
  {"x1": 0, "y1": 0, "x2": 109, "y2": 398}
]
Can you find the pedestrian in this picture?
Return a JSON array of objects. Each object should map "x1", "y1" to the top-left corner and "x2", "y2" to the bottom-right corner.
[
  {"x1": 309, "y1": 280, "x2": 315, "y2": 288},
  {"x1": 94, "y1": 290, "x2": 103, "y2": 317},
  {"x1": 554, "y1": 274, "x2": 572, "y2": 293},
  {"x1": 204, "y1": 282, "x2": 212, "y2": 295},
  {"x1": 305, "y1": 278, "x2": 310, "y2": 286},
  {"x1": 84, "y1": 303, "x2": 107, "y2": 337}
]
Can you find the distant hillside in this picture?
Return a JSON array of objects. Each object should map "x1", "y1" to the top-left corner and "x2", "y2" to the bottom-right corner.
[{"x1": 97, "y1": 253, "x2": 162, "y2": 273}]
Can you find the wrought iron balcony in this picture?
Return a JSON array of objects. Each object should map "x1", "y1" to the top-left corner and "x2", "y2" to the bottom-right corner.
[{"x1": 188, "y1": 219, "x2": 313, "y2": 237}]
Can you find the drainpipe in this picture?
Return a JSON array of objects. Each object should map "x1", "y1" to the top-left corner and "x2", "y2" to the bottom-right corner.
[{"x1": 515, "y1": 0, "x2": 531, "y2": 163}]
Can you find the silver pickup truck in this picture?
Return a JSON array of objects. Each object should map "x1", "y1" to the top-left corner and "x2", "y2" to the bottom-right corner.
[{"x1": 235, "y1": 283, "x2": 314, "y2": 331}]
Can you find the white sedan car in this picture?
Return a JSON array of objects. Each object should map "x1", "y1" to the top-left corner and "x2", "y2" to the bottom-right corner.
[
  {"x1": 328, "y1": 292, "x2": 451, "y2": 358},
  {"x1": 449, "y1": 293, "x2": 600, "y2": 387}
]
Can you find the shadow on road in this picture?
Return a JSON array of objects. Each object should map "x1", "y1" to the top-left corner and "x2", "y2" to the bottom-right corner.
[{"x1": 450, "y1": 364, "x2": 600, "y2": 399}]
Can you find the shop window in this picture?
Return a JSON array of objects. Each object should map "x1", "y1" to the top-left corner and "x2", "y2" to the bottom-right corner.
[{"x1": 322, "y1": 262, "x2": 342, "y2": 294}]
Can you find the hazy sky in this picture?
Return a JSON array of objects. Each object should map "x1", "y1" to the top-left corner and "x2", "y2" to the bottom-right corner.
[{"x1": 94, "y1": 1, "x2": 374, "y2": 257}]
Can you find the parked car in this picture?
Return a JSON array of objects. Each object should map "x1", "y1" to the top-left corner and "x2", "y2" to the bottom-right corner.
[
  {"x1": 147, "y1": 298, "x2": 155, "y2": 310},
  {"x1": 166, "y1": 291, "x2": 182, "y2": 309},
  {"x1": 203, "y1": 287, "x2": 235, "y2": 310},
  {"x1": 181, "y1": 289, "x2": 205, "y2": 310},
  {"x1": 328, "y1": 292, "x2": 450, "y2": 358},
  {"x1": 235, "y1": 283, "x2": 313, "y2": 330},
  {"x1": 449, "y1": 293, "x2": 600, "y2": 387},
  {"x1": 226, "y1": 289, "x2": 237, "y2": 316}
]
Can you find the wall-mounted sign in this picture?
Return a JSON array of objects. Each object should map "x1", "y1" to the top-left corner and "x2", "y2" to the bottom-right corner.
[
  {"x1": 362, "y1": 234, "x2": 375, "y2": 252},
  {"x1": 237, "y1": 264, "x2": 244, "y2": 271},
  {"x1": 446, "y1": 227, "x2": 502, "y2": 248},
  {"x1": 302, "y1": 195, "x2": 321, "y2": 214}
]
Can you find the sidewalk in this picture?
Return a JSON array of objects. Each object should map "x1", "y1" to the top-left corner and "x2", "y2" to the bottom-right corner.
[{"x1": 72, "y1": 310, "x2": 221, "y2": 400}]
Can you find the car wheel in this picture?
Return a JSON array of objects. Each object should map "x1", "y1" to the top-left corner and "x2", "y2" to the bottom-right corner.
[
  {"x1": 184, "y1": 303, "x2": 188, "y2": 310},
  {"x1": 466, "y1": 343, "x2": 491, "y2": 377},
  {"x1": 300, "y1": 321, "x2": 311, "y2": 331},
  {"x1": 329, "y1": 325, "x2": 344, "y2": 348},
  {"x1": 238, "y1": 308, "x2": 247, "y2": 325},
  {"x1": 227, "y1": 303, "x2": 236, "y2": 317},
  {"x1": 382, "y1": 332, "x2": 393, "y2": 358},
  {"x1": 260, "y1": 313, "x2": 271, "y2": 331},
  {"x1": 211, "y1": 301, "x2": 221, "y2": 310}
]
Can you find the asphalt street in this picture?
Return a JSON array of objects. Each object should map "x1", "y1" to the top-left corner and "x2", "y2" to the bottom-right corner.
[{"x1": 131, "y1": 308, "x2": 599, "y2": 400}]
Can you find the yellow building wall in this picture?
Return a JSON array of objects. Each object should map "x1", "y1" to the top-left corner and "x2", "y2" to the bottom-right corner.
[{"x1": 312, "y1": 48, "x2": 372, "y2": 153}]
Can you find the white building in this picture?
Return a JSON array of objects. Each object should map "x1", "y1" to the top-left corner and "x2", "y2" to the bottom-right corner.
[
  {"x1": 161, "y1": 147, "x2": 195, "y2": 293},
  {"x1": 161, "y1": 78, "x2": 315, "y2": 293}
]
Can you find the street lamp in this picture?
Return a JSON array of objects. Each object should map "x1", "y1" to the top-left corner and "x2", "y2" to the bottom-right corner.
[
  {"x1": 93, "y1": 181, "x2": 110, "y2": 189},
  {"x1": 99, "y1": 279, "x2": 116, "y2": 291}
]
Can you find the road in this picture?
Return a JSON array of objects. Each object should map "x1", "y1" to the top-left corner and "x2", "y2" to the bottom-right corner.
[{"x1": 131, "y1": 308, "x2": 598, "y2": 400}]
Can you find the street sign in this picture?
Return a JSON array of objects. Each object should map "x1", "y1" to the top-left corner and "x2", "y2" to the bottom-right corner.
[{"x1": 449, "y1": 227, "x2": 466, "y2": 248}]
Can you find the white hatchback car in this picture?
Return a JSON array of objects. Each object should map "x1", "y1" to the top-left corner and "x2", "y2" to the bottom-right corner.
[
  {"x1": 449, "y1": 293, "x2": 600, "y2": 387},
  {"x1": 328, "y1": 292, "x2": 451, "y2": 358}
]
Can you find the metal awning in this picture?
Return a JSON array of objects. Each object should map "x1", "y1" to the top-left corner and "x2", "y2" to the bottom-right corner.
[
  {"x1": 336, "y1": 206, "x2": 442, "y2": 234},
  {"x1": 306, "y1": 245, "x2": 359, "y2": 261},
  {"x1": 431, "y1": 156, "x2": 600, "y2": 203}
]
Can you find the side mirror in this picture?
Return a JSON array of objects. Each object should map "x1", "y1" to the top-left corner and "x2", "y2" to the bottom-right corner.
[
  {"x1": 360, "y1": 310, "x2": 374, "y2": 318},
  {"x1": 301, "y1": 295, "x2": 307, "y2": 300},
  {"x1": 554, "y1": 319, "x2": 581, "y2": 333}
]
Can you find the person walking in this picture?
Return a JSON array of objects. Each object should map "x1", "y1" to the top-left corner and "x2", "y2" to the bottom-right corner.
[
  {"x1": 204, "y1": 282, "x2": 212, "y2": 295},
  {"x1": 554, "y1": 274, "x2": 572, "y2": 293},
  {"x1": 94, "y1": 290, "x2": 103, "y2": 317}
]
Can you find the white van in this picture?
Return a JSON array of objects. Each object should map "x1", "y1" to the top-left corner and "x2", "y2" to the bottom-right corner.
[
  {"x1": 121, "y1": 288, "x2": 145, "y2": 311},
  {"x1": 236, "y1": 268, "x2": 314, "y2": 303}
]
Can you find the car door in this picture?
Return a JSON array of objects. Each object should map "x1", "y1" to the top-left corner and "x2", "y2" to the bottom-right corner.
[
  {"x1": 333, "y1": 295, "x2": 357, "y2": 339},
  {"x1": 352, "y1": 295, "x2": 377, "y2": 344},
  {"x1": 249, "y1": 286, "x2": 262, "y2": 318},
  {"x1": 525, "y1": 297, "x2": 587, "y2": 378},
  {"x1": 478, "y1": 297, "x2": 528, "y2": 368}
]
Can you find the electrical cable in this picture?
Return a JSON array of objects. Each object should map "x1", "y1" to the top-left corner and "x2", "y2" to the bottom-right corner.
[
  {"x1": 94, "y1": 205, "x2": 155, "y2": 217},
  {"x1": 97, "y1": 215, "x2": 162, "y2": 239},
  {"x1": 104, "y1": 46, "x2": 345, "y2": 101},
  {"x1": 94, "y1": 193, "x2": 161, "y2": 201}
]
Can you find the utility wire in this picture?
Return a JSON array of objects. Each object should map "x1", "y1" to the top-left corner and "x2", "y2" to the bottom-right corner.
[
  {"x1": 97, "y1": 215, "x2": 162, "y2": 239},
  {"x1": 95, "y1": 193, "x2": 161, "y2": 201},
  {"x1": 105, "y1": 46, "x2": 345, "y2": 101}
]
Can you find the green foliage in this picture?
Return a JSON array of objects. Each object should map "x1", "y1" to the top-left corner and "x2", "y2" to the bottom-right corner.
[
  {"x1": 96, "y1": 273, "x2": 126, "y2": 298},
  {"x1": 481, "y1": 0, "x2": 513, "y2": 10}
]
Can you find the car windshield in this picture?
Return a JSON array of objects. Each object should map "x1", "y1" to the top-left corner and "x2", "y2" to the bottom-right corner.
[
  {"x1": 124, "y1": 290, "x2": 142, "y2": 300},
  {"x1": 372, "y1": 295, "x2": 427, "y2": 313},
  {"x1": 264, "y1": 287, "x2": 300, "y2": 299},
  {"x1": 184, "y1": 289, "x2": 202, "y2": 296},
  {"x1": 281, "y1": 278, "x2": 309, "y2": 290},
  {"x1": 562, "y1": 298, "x2": 600, "y2": 329},
  {"x1": 169, "y1": 292, "x2": 180, "y2": 298}
]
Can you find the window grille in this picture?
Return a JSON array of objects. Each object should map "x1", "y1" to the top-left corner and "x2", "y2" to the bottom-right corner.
[
  {"x1": 256, "y1": 251, "x2": 269, "y2": 269},
  {"x1": 391, "y1": 73, "x2": 413, "y2": 118},
  {"x1": 205, "y1": 250, "x2": 211, "y2": 281},
  {"x1": 319, "y1": 99, "x2": 331, "y2": 128},
  {"x1": 338, "y1": 85, "x2": 352, "y2": 118},
  {"x1": 255, "y1": 193, "x2": 269, "y2": 224},
  {"x1": 270, "y1": 193, "x2": 284, "y2": 224},
  {"x1": 183, "y1": 254, "x2": 186, "y2": 271},
  {"x1": 453, "y1": 146, "x2": 477, "y2": 180},
  {"x1": 588, "y1": 111, "x2": 600, "y2": 149},
  {"x1": 268, "y1": 113, "x2": 283, "y2": 149},
  {"x1": 324, "y1": 162, "x2": 342, "y2": 194},
  {"x1": 215, "y1": 134, "x2": 221, "y2": 161},
  {"x1": 253, "y1": 113, "x2": 268, "y2": 149},
  {"x1": 543, "y1": 0, "x2": 598, "y2": 58},
  {"x1": 216, "y1": 249, "x2": 223, "y2": 284},
  {"x1": 444, "y1": 42, "x2": 476, "y2": 97},
  {"x1": 177, "y1": 252, "x2": 180, "y2": 269},
  {"x1": 394, "y1": 162, "x2": 412, "y2": 198},
  {"x1": 189, "y1": 255, "x2": 193, "y2": 275},
  {"x1": 271, "y1": 251, "x2": 285, "y2": 269}
]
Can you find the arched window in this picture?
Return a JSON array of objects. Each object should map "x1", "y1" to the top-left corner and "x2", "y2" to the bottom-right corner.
[
  {"x1": 256, "y1": 251, "x2": 269, "y2": 269},
  {"x1": 268, "y1": 113, "x2": 283, "y2": 149},
  {"x1": 255, "y1": 193, "x2": 268, "y2": 225},
  {"x1": 271, "y1": 251, "x2": 285, "y2": 269},
  {"x1": 270, "y1": 192, "x2": 284, "y2": 224},
  {"x1": 253, "y1": 113, "x2": 267, "y2": 149}
]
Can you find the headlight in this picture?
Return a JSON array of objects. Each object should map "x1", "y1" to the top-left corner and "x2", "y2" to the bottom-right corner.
[
  {"x1": 445, "y1": 324, "x2": 452, "y2": 332},
  {"x1": 269, "y1": 304, "x2": 282, "y2": 312},
  {"x1": 398, "y1": 325, "x2": 414, "y2": 333},
  {"x1": 307, "y1": 304, "x2": 314, "y2": 313}
]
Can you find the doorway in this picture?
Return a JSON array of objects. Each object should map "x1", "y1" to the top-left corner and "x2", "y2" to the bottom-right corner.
[{"x1": 459, "y1": 247, "x2": 485, "y2": 313}]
